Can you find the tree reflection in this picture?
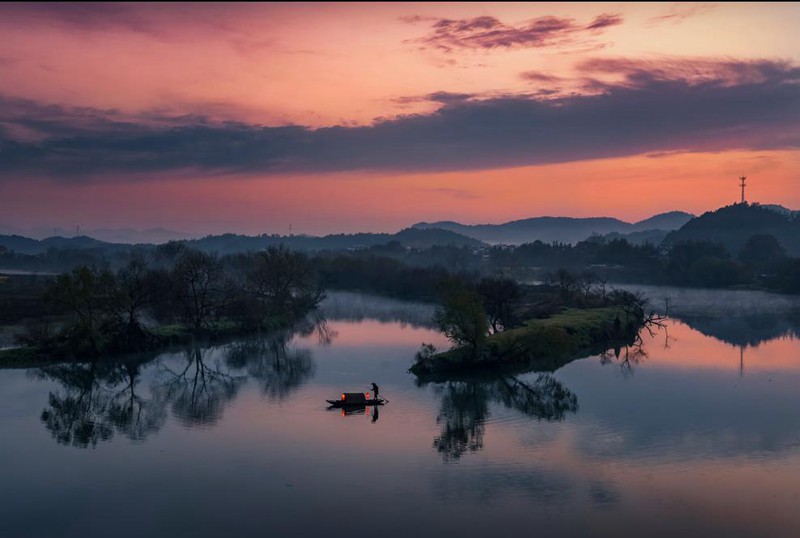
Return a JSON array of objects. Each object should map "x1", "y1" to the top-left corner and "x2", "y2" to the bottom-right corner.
[
  {"x1": 600, "y1": 344, "x2": 648, "y2": 377},
  {"x1": 433, "y1": 381, "x2": 490, "y2": 461},
  {"x1": 225, "y1": 332, "x2": 315, "y2": 401},
  {"x1": 494, "y1": 375, "x2": 579, "y2": 420},
  {"x1": 35, "y1": 317, "x2": 327, "y2": 447},
  {"x1": 154, "y1": 347, "x2": 246, "y2": 427},
  {"x1": 430, "y1": 373, "x2": 579, "y2": 461},
  {"x1": 598, "y1": 316, "x2": 668, "y2": 376},
  {"x1": 671, "y1": 312, "x2": 800, "y2": 348},
  {"x1": 37, "y1": 356, "x2": 165, "y2": 448},
  {"x1": 224, "y1": 316, "x2": 330, "y2": 400},
  {"x1": 105, "y1": 359, "x2": 167, "y2": 441}
]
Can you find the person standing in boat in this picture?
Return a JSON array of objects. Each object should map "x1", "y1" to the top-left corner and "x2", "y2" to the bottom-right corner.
[{"x1": 370, "y1": 382, "x2": 380, "y2": 401}]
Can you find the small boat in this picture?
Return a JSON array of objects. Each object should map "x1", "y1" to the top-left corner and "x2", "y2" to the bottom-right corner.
[{"x1": 327, "y1": 392, "x2": 386, "y2": 408}]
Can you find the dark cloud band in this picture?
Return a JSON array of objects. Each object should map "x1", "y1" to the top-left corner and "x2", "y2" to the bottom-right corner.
[{"x1": 0, "y1": 59, "x2": 797, "y2": 182}]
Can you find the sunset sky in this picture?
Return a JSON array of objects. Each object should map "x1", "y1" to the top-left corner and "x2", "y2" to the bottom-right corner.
[{"x1": 0, "y1": 2, "x2": 798, "y2": 236}]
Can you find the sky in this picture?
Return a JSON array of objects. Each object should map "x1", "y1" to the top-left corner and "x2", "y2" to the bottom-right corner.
[{"x1": 0, "y1": 2, "x2": 798, "y2": 236}]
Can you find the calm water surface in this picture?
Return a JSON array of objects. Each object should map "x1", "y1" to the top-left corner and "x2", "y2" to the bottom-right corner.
[{"x1": 1, "y1": 290, "x2": 799, "y2": 538}]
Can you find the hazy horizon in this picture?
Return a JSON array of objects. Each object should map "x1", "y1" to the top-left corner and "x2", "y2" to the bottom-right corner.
[
  {"x1": 0, "y1": 207, "x2": 702, "y2": 240},
  {"x1": 6, "y1": 202, "x2": 800, "y2": 241},
  {"x1": 1, "y1": 207, "x2": 703, "y2": 240}
]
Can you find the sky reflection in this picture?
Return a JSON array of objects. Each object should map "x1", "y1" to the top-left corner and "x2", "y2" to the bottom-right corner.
[{"x1": 1, "y1": 293, "x2": 799, "y2": 537}]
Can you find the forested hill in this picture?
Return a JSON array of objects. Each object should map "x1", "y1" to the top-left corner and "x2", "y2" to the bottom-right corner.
[
  {"x1": 412, "y1": 211, "x2": 694, "y2": 245},
  {"x1": 183, "y1": 227, "x2": 483, "y2": 253},
  {"x1": 663, "y1": 203, "x2": 800, "y2": 256},
  {"x1": 0, "y1": 235, "x2": 113, "y2": 255}
]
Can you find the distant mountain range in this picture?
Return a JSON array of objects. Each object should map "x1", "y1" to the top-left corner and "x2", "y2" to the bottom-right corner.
[
  {"x1": 0, "y1": 227, "x2": 482, "y2": 255},
  {"x1": 2, "y1": 205, "x2": 797, "y2": 256},
  {"x1": 79, "y1": 227, "x2": 195, "y2": 244},
  {"x1": 181, "y1": 227, "x2": 483, "y2": 254},
  {"x1": 0, "y1": 234, "x2": 114, "y2": 255},
  {"x1": 0, "y1": 225, "x2": 193, "y2": 244},
  {"x1": 412, "y1": 211, "x2": 695, "y2": 245}
]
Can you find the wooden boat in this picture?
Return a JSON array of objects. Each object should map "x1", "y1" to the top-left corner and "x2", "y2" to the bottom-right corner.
[{"x1": 327, "y1": 392, "x2": 385, "y2": 408}]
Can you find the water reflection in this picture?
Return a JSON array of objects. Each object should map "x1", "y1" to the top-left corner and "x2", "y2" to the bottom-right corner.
[
  {"x1": 154, "y1": 347, "x2": 246, "y2": 427},
  {"x1": 428, "y1": 374, "x2": 579, "y2": 461},
  {"x1": 336, "y1": 405, "x2": 380, "y2": 422},
  {"x1": 670, "y1": 312, "x2": 800, "y2": 347},
  {"x1": 599, "y1": 314, "x2": 799, "y2": 378},
  {"x1": 223, "y1": 317, "x2": 333, "y2": 401},
  {"x1": 34, "y1": 318, "x2": 330, "y2": 447},
  {"x1": 37, "y1": 356, "x2": 165, "y2": 448},
  {"x1": 599, "y1": 343, "x2": 649, "y2": 376},
  {"x1": 21, "y1": 291, "x2": 800, "y2": 463},
  {"x1": 4, "y1": 290, "x2": 800, "y2": 537},
  {"x1": 432, "y1": 381, "x2": 488, "y2": 460},
  {"x1": 614, "y1": 283, "x2": 800, "y2": 348}
]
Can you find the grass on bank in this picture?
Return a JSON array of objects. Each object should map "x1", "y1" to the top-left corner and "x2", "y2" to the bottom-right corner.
[{"x1": 411, "y1": 305, "x2": 642, "y2": 376}]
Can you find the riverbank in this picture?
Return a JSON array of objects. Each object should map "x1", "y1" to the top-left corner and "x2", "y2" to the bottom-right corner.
[
  {"x1": 0, "y1": 314, "x2": 303, "y2": 369},
  {"x1": 411, "y1": 305, "x2": 643, "y2": 378}
]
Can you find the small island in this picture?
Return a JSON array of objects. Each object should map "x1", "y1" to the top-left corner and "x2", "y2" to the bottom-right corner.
[{"x1": 411, "y1": 273, "x2": 647, "y2": 378}]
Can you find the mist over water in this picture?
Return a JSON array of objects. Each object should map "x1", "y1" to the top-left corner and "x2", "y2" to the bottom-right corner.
[
  {"x1": 613, "y1": 284, "x2": 800, "y2": 346},
  {"x1": 320, "y1": 291, "x2": 437, "y2": 328},
  {"x1": 614, "y1": 283, "x2": 800, "y2": 317}
]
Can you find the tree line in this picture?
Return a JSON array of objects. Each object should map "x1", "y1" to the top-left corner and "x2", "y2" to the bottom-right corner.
[
  {"x1": 19, "y1": 244, "x2": 323, "y2": 357},
  {"x1": 304, "y1": 234, "x2": 800, "y2": 294},
  {"x1": 486, "y1": 234, "x2": 799, "y2": 292},
  {"x1": 3, "y1": 230, "x2": 799, "y2": 294}
]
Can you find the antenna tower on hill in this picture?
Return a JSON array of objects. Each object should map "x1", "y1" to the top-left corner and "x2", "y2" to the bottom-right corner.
[{"x1": 739, "y1": 175, "x2": 746, "y2": 204}]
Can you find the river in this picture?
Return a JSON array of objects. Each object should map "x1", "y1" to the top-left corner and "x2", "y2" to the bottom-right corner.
[{"x1": 0, "y1": 289, "x2": 798, "y2": 537}]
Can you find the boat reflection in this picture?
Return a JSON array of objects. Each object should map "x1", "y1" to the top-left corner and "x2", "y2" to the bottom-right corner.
[{"x1": 334, "y1": 405, "x2": 380, "y2": 423}]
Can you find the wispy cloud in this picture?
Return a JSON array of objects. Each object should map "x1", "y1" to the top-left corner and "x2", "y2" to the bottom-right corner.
[
  {"x1": 392, "y1": 92, "x2": 477, "y2": 106},
  {"x1": 405, "y1": 13, "x2": 623, "y2": 52},
  {"x1": 647, "y1": 3, "x2": 717, "y2": 26},
  {"x1": 0, "y1": 3, "x2": 283, "y2": 57},
  {"x1": 425, "y1": 187, "x2": 479, "y2": 200},
  {"x1": 586, "y1": 13, "x2": 624, "y2": 30},
  {"x1": 0, "y1": 3, "x2": 171, "y2": 38},
  {"x1": 1, "y1": 59, "x2": 797, "y2": 181},
  {"x1": 577, "y1": 57, "x2": 800, "y2": 88},
  {"x1": 519, "y1": 72, "x2": 564, "y2": 84}
]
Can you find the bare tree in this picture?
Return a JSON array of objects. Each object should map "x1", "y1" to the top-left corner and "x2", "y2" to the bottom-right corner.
[
  {"x1": 172, "y1": 250, "x2": 232, "y2": 331},
  {"x1": 476, "y1": 276, "x2": 522, "y2": 333},
  {"x1": 246, "y1": 246, "x2": 324, "y2": 318},
  {"x1": 44, "y1": 266, "x2": 117, "y2": 354},
  {"x1": 434, "y1": 279, "x2": 489, "y2": 361}
]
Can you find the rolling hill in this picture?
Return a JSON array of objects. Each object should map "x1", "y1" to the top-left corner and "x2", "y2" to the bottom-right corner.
[
  {"x1": 412, "y1": 211, "x2": 694, "y2": 245},
  {"x1": 662, "y1": 203, "x2": 800, "y2": 256},
  {"x1": 0, "y1": 227, "x2": 483, "y2": 256}
]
